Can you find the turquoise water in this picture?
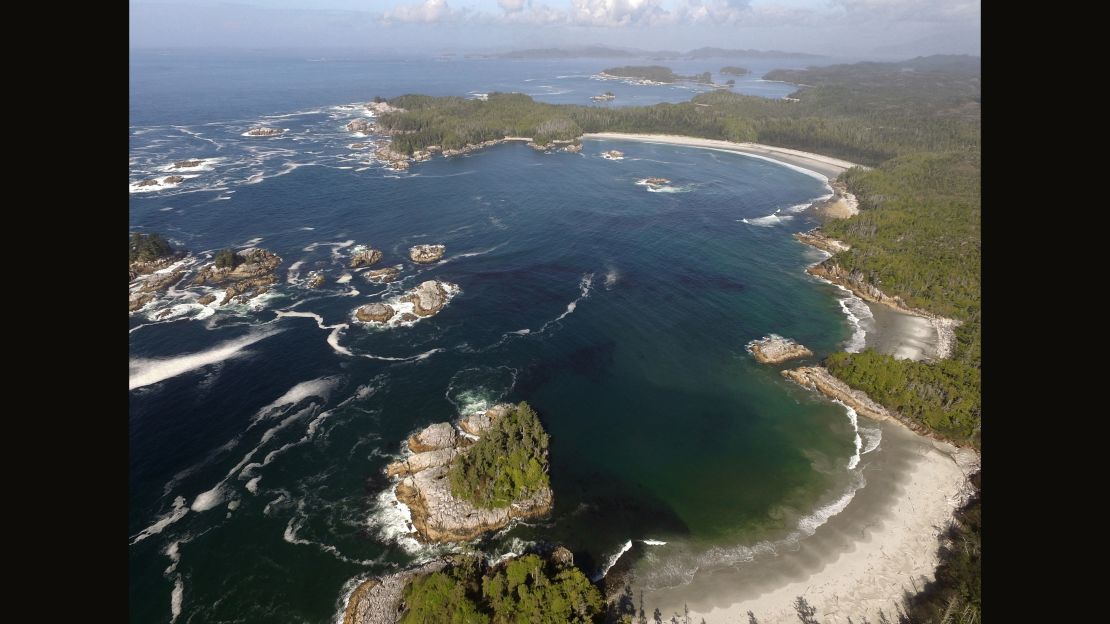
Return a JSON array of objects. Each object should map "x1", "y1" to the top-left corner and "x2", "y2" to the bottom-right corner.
[{"x1": 129, "y1": 53, "x2": 869, "y2": 624}]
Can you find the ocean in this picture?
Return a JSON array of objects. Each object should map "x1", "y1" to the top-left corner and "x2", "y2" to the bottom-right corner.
[{"x1": 129, "y1": 50, "x2": 876, "y2": 623}]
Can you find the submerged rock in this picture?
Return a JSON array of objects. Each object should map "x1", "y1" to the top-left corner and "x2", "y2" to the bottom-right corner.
[
  {"x1": 748, "y1": 334, "x2": 814, "y2": 364},
  {"x1": 408, "y1": 244, "x2": 445, "y2": 264}
]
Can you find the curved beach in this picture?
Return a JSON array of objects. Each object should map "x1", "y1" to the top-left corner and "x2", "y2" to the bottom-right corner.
[
  {"x1": 582, "y1": 132, "x2": 975, "y2": 622},
  {"x1": 580, "y1": 132, "x2": 863, "y2": 181}
]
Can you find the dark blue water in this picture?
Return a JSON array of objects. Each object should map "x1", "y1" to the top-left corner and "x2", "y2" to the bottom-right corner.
[{"x1": 129, "y1": 52, "x2": 873, "y2": 624}]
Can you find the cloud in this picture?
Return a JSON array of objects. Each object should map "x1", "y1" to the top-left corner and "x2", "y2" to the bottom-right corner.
[
  {"x1": 383, "y1": 0, "x2": 454, "y2": 23},
  {"x1": 832, "y1": 0, "x2": 981, "y2": 21},
  {"x1": 567, "y1": 0, "x2": 674, "y2": 27},
  {"x1": 498, "y1": 0, "x2": 529, "y2": 12},
  {"x1": 678, "y1": 0, "x2": 752, "y2": 25}
]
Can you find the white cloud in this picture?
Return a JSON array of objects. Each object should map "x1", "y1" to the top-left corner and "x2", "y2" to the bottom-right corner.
[
  {"x1": 498, "y1": 0, "x2": 529, "y2": 12},
  {"x1": 568, "y1": 0, "x2": 673, "y2": 27},
  {"x1": 678, "y1": 0, "x2": 751, "y2": 24},
  {"x1": 383, "y1": 0, "x2": 454, "y2": 23},
  {"x1": 832, "y1": 0, "x2": 981, "y2": 21}
]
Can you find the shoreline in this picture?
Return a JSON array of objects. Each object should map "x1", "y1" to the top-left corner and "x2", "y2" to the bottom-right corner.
[
  {"x1": 642, "y1": 421, "x2": 977, "y2": 624},
  {"x1": 580, "y1": 132, "x2": 864, "y2": 182}
]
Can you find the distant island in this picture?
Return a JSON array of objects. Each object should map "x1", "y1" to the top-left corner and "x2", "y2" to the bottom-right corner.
[
  {"x1": 720, "y1": 66, "x2": 750, "y2": 76},
  {"x1": 468, "y1": 45, "x2": 824, "y2": 60},
  {"x1": 599, "y1": 65, "x2": 712, "y2": 84}
]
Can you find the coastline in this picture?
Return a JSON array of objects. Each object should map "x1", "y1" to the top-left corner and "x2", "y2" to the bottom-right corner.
[
  {"x1": 643, "y1": 421, "x2": 977, "y2": 624},
  {"x1": 579, "y1": 132, "x2": 864, "y2": 181},
  {"x1": 579, "y1": 132, "x2": 976, "y2": 622}
]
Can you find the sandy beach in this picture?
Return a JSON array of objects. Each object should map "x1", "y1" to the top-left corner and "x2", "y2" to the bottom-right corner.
[
  {"x1": 638, "y1": 422, "x2": 978, "y2": 624},
  {"x1": 580, "y1": 132, "x2": 863, "y2": 181},
  {"x1": 581, "y1": 132, "x2": 974, "y2": 623}
]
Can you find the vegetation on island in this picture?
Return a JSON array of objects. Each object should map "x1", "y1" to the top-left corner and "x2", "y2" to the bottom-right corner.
[
  {"x1": 720, "y1": 66, "x2": 750, "y2": 76},
  {"x1": 213, "y1": 248, "x2": 243, "y2": 269},
  {"x1": 601, "y1": 66, "x2": 711, "y2": 84},
  {"x1": 448, "y1": 402, "x2": 550, "y2": 509},
  {"x1": 128, "y1": 232, "x2": 174, "y2": 264},
  {"x1": 400, "y1": 554, "x2": 603, "y2": 624}
]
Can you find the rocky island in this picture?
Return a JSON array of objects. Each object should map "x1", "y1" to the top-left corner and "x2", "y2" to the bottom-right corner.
[
  {"x1": 307, "y1": 271, "x2": 326, "y2": 288},
  {"x1": 192, "y1": 247, "x2": 282, "y2": 305},
  {"x1": 171, "y1": 159, "x2": 204, "y2": 169},
  {"x1": 365, "y1": 266, "x2": 401, "y2": 283},
  {"x1": 349, "y1": 245, "x2": 383, "y2": 268},
  {"x1": 642, "y1": 177, "x2": 671, "y2": 187},
  {"x1": 591, "y1": 91, "x2": 616, "y2": 102},
  {"x1": 385, "y1": 402, "x2": 553, "y2": 543},
  {"x1": 354, "y1": 280, "x2": 459, "y2": 325},
  {"x1": 129, "y1": 233, "x2": 187, "y2": 312},
  {"x1": 601, "y1": 150, "x2": 624, "y2": 160},
  {"x1": 341, "y1": 547, "x2": 600, "y2": 624},
  {"x1": 244, "y1": 126, "x2": 285, "y2": 137},
  {"x1": 134, "y1": 175, "x2": 185, "y2": 188},
  {"x1": 747, "y1": 334, "x2": 814, "y2": 364},
  {"x1": 408, "y1": 244, "x2": 445, "y2": 264}
]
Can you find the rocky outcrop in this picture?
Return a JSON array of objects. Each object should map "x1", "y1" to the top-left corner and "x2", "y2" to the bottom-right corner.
[
  {"x1": 349, "y1": 142, "x2": 369, "y2": 149},
  {"x1": 407, "y1": 422, "x2": 457, "y2": 453},
  {"x1": 643, "y1": 177, "x2": 670, "y2": 186},
  {"x1": 341, "y1": 559, "x2": 447, "y2": 624},
  {"x1": 375, "y1": 145, "x2": 410, "y2": 169},
  {"x1": 601, "y1": 150, "x2": 624, "y2": 160},
  {"x1": 353, "y1": 280, "x2": 458, "y2": 324},
  {"x1": 192, "y1": 248, "x2": 282, "y2": 305},
  {"x1": 136, "y1": 179, "x2": 160, "y2": 187},
  {"x1": 458, "y1": 403, "x2": 510, "y2": 436},
  {"x1": 810, "y1": 181, "x2": 860, "y2": 219},
  {"x1": 164, "y1": 175, "x2": 185, "y2": 184},
  {"x1": 135, "y1": 176, "x2": 183, "y2": 187},
  {"x1": 245, "y1": 127, "x2": 284, "y2": 137},
  {"x1": 807, "y1": 262, "x2": 915, "y2": 314},
  {"x1": 748, "y1": 335, "x2": 813, "y2": 364},
  {"x1": 404, "y1": 280, "x2": 456, "y2": 316},
  {"x1": 365, "y1": 266, "x2": 401, "y2": 283},
  {"x1": 355, "y1": 303, "x2": 395, "y2": 323},
  {"x1": 794, "y1": 229, "x2": 850, "y2": 254},
  {"x1": 784, "y1": 366, "x2": 955, "y2": 444},
  {"x1": 366, "y1": 101, "x2": 404, "y2": 115},
  {"x1": 408, "y1": 244, "x2": 445, "y2": 264},
  {"x1": 563, "y1": 143, "x2": 583, "y2": 153},
  {"x1": 129, "y1": 256, "x2": 187, "y2": 312},
  {"x1": 307, "y1": 271, "x2": 326, "y2": 288},
  {"x1": 197, "y1": 294, "x2": 217, "y2": 305},
  {"x1": 346, "y1": 118, "x2": 375, "y2": 133},
  {"x1": 350, "y1": 246, "x2": 383, "y2": 268},
  {"x1": 387, "y1": 403, "x2": 553, "y2": 543},
  {"x1": 171, "y1": 160, "x2": 203, "y2": 169}
]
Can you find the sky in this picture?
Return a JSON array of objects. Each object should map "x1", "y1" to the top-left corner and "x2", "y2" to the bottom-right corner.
[{"x1": 129, "y1": 0, "x2": 980, "y2": 58}]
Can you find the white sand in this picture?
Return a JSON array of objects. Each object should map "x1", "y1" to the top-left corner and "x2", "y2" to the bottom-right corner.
[
  {"x1": 580, "y1": 133, "x2": 864, "y2": 181},
  {"x1": 640, "y1": 425, "x2": 979, "y2": 624}
]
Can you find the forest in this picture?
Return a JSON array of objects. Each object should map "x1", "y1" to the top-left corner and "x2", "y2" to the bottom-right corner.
[
  {"x1": 400, "y1": 553, "x2": 603, "y2": 624},
  {"x1": 448, "y1": 402, "x2": 551, "y2": 509}
]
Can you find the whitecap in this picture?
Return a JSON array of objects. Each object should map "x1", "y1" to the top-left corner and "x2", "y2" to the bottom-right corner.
[{"x1": 129, "y1": 328, "x2": 283, "y2": 390}]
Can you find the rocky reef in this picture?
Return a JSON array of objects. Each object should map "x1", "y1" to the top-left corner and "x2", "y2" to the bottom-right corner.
[
  {"x1": 307, "y1": 271, "x2": 326, "y2": 288},
  {"x1": 408, "y1": 244, "x2": 445, "y2": 264},
  {"x1": 128, "y1": 254, "x2": 187, "y2": 312},
  {"x1": 192, "y1": 248, "x2": 282, "y2": 305},
  {"x1": 601, "y1": 150, "x2": 624, "y2": 160},
  {"x1": 245, "y1": 127, "x2": 284, "y2": 137},
  {"x1": 385, "y1": 403, "x2": 552, "y2": 543},
  {"x1": 748, "y1": 334, "x2": 814, "y2": 364},
  {"x1": 643, "y1": 177, "x2": 670, "y2": 186},
  {"x1": 171, "y1": 160, "x2": 203, "y2": 169}
]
